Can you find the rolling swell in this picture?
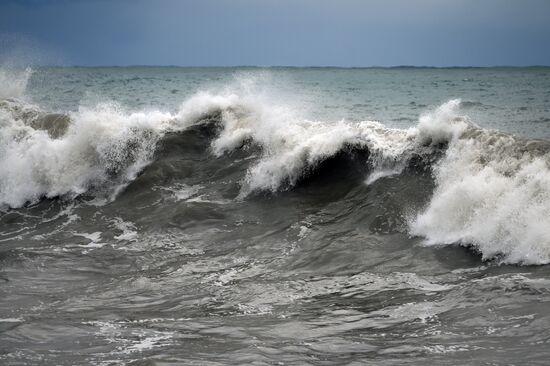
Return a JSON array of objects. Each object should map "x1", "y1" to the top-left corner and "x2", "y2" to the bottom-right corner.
[{"x1": 1, "y1": 78, "x2": 550, "y2": 264}]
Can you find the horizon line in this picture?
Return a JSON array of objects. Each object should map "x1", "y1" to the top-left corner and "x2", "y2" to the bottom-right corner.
[{"x1": 28, "y1": 64, "x2": 550, "y2": 69}]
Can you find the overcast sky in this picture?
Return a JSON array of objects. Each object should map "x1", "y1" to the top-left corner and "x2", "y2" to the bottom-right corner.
[{"x1": 1, "y1": 0, "x2": 550, "y2": 67}]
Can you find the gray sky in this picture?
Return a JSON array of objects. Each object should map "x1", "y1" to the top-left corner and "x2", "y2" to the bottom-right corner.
[{"x1": 1, "y1": 0, "x2": 550, "y2": 67}]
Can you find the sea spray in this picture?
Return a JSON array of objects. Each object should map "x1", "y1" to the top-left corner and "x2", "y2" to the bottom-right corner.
[{"x1": 0, "y1": 67, "x2": 32, "y2": 100}]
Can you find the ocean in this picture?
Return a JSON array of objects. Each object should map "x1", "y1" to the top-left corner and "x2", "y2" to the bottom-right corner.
[{"x1": 1, "y1": 66, "x2": 550, "y2": 365}]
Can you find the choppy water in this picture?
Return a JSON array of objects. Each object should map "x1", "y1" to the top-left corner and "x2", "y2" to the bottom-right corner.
[{"x1": 1, "y1": 66, "x2": 550, "y2": 365}]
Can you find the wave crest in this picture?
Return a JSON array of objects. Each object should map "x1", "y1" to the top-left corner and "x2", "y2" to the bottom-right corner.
[
  {"x1": 0, "y1": 101, "x2": 170, "y2": 207},
  {"x1": 411, "y1": 127, "x2": 550, "y2": 264}
]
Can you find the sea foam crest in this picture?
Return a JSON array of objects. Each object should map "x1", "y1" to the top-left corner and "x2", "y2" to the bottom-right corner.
[
  {"x1": 201, "y1": 90, "x2": 414, "y2": 194},
  {"x1": 0, "y1": 86, "x2": 253, "y2": 208},
  {"x1": 0, "y1": 102, "x2": 171, "y2": 207},
  {"x1": 410, "y1": 115, "x2": 550, "y2": 264}
]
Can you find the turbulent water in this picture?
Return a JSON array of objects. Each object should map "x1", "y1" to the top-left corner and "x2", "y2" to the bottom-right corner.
[{"x1": 1, "y1": 66, "x2": 550, "y2": 365}]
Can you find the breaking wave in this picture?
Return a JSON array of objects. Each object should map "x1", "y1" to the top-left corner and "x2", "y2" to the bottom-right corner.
[{"x1": 1, "y1": 71, "x2": 550, "y2": 264}]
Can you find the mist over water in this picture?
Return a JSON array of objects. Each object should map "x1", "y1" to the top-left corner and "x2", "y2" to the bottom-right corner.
[{"x1": 2, "y1": 66, "x2": 550, "y2": 364}]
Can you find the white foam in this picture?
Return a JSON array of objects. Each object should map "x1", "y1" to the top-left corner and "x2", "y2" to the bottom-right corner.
[
  {"x1": 89, "y1": 320, "x2": 173, "y2": 355},
  {"x1": 73, "y1": 231, "x2": 104, "y2": 249},
  {"x1": 0, "y1": 102, "x2": 171, "y2": 208},
  {"x1": 413, "y1": 99, "x2": 472, "y2": 145},
  {"x1": 365, "y1": 168, "x2": 403, "y2": 185},
  {"x1": 112, "y1": 218, "x2": 138, "y2": 242},
  {"x1": 159, "y1": 183, "x2": 202, "y2": 201},
  {"x1": 0, "y1": 317, "x2": 23, "y2": 323},
  {"x1": 207, "y1": 97, "x2": 413, "y2": 194},
  {"x1": 0, "y1": 80, "x2": 265, "y2": 208},
  {"x1": 410, "y1": 128, "x2": 550, "y2": 264}
]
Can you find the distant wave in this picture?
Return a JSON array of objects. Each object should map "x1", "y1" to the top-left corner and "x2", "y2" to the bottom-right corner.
[{"x1": 1, "y1": 69, "x2": 550, "y2": 264}]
